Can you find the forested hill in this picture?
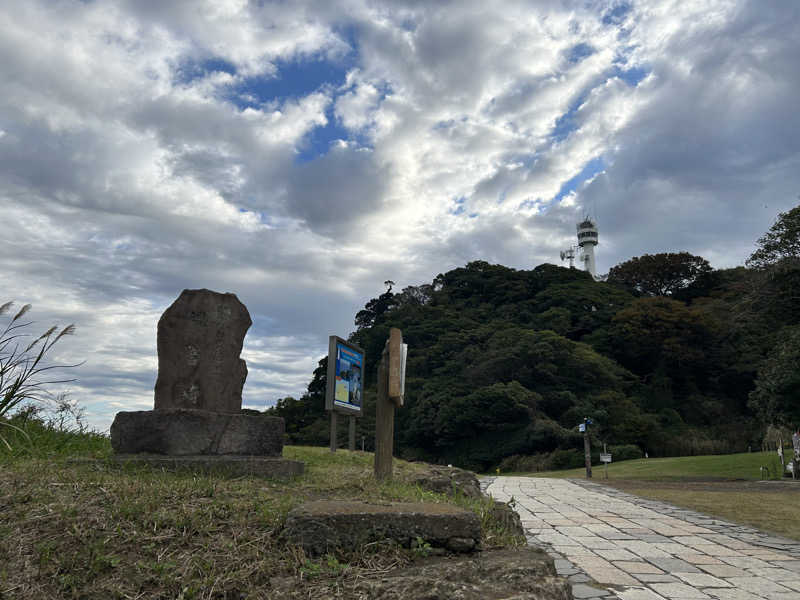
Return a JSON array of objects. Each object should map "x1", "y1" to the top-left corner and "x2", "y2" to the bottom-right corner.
[{"x1": 270, "y1": 206, "x2": 800, "y2": 471}]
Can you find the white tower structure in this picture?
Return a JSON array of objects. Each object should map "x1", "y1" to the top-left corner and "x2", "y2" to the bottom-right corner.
[{"x1": 576, "y1": 218, "x2": 598, "y2": 279}]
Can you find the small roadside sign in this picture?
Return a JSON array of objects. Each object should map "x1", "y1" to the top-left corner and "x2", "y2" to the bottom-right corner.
[
  {"x1": 600, "y1": 453, "x2": 612, "y2": 463},
  {"x1": 578, "y1": 423, "x2": 586, "y2": 432}
]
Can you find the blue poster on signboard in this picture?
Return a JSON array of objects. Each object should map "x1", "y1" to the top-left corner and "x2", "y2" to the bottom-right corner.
[{"x1": 328, "y1": 336, "x2": 364, "y2": 413}]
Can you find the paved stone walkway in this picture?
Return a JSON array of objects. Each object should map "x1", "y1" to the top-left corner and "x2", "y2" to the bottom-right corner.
[{"x1": 485, "y1": 477, "x2": 800, "y2": 600}]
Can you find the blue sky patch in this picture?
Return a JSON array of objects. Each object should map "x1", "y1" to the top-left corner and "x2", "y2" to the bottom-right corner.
[
  {"x1": 553, "y1": 156, "x2": 605, "y2": 202},
  {"x1": 449, "y1": 196, "x2": 467, "y2": 216},
  {"x1": 295, "y1": 109, "x2": 354, "y2": 163},
  {"x1": 233, "y1": 56, "x2": 351, "y2": 109},
  {"x1": 174, "y1": 57, "x2": 237, "y2": 85},
  {"x1": 568, "y1": 43, "x2": 595, "y2": 64},
  {"x1": 602, "y1": 2, "x2": 632, "y2": 25},
  {"x1": 551, "y1": 89, "x2": 592, "y2": 142},
  {"x1": 614, "y1": 65, "x2": 649, "y2": 86}
]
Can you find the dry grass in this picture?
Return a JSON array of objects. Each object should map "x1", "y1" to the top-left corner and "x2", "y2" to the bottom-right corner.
[
  {"x1": 0, "y1": 447, "x2": 519, "y2": 599},
  {"x1": 603, "y1": 480, "x2": 800, "y2": 542}
]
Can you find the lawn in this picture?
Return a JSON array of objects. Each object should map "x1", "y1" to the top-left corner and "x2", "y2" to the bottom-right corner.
[
  {"x1": 523, "y1": 450, "x2": 790, "y2": 480},
  {"x1": 0, "y1": 439, "x2": 518, "y2": 599}
]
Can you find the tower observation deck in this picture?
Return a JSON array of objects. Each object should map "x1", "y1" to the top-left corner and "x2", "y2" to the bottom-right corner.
[{"x1": 576, "y1": 219, "x2": 598, "y2": 279}]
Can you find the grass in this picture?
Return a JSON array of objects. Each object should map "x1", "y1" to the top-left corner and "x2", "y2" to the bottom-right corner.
[
  {"x1": 0, "y1": 434, "x2": 521, "y2": 599},
  {"x1": 0, "y1": 413, "x2": 110, "y2": 461},
  {"x1": 521, "y1": 451, "x2": 790, "y2": 480},
  {"x1": 609, "y1": 482, "x2": 800, "y2": 541},
  {"x1": 513, "y1": 451, "x2": 800, "y2": 541}
]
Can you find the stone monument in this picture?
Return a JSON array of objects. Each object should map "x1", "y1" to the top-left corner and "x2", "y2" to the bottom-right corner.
[{"x1": 109, "y1": 289, "x2": 303, "y2": 477}]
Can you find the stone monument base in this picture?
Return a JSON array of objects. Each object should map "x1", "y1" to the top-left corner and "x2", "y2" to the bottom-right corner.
[
  {"x1": 111, "y1": 408, "x2": 284, "y2": 456},
  {"x1": 99, "y1": 455, "x2": 305, "y2": 478}
]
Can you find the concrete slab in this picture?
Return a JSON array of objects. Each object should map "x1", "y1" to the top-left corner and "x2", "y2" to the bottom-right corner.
[
  {"x1": 724, "y1": 576, "x2": 794, "y2": 596},
  {"x1": 614, "y1": 561, "x2": 665, "y2": 574},
  {"x1": 649, "y1": 582, "x2": 711, "y2": 598},
  {"x1": 616, "y1": 589, "x2": 669, "y2": 600},
  {"x1": 673, "y1": 572, "x2": 732, "y2": 588}
]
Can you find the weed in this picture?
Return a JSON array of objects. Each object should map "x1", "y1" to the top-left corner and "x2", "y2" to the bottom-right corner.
[{"x1": 411, "y1": 536, "x2": 432, "y2": 558}]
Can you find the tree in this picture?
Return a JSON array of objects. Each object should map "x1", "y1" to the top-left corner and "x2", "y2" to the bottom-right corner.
[
  {"x1": 354, "y1": 289, "x2": 397, "y2": 330},
  {"x1": 746, "y1": 204, "x2": 800, "y2": 269},
  {"x1": 748, "y1": 325, "x2": 800, "y2": 427},
  {"x1": 607, "y1": 252, "x2": 712, "y2": 297},
  {"x1": 0, "y1": 302, "x2": 78, "y2": 448},
  {"x1": 742, "y1": 205, "x2": 800, "y2": 330}
]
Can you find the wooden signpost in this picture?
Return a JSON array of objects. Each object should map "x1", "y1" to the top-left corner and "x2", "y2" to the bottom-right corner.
[
  {"x1": 600, "y1": 443, "x2": 612, "y2": 479},
  {"x1": 374, "y1": 328, "x2": 406, "y2": 481}
]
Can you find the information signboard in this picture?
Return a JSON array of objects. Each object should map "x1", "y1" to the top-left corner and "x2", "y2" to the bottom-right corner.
[
  {"x1": 387, "y1": 328, "x2": 407, "y2": 406},
  {"x1": 325, "y1": 336, "x2": 364, "y2": 415},
  {"x1": 600, "y1": 453, "x2": 612, "y2": 463}
]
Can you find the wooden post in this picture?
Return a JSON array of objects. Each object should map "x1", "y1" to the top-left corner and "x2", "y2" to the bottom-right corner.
[
  {"x1": 583, "y1": 419, "x2": 592, "y2": 479},
  {"x1": 348, "y1": 415, "x2": 356, "y2": 451},
  {"x1": 374, "y1": 345, "x2": 394, "y2": 481},
  {"x1": 329, "y1": 410, "x2": 337, "y2": 453}
]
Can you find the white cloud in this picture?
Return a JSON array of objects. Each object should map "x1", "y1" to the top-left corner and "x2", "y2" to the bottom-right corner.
[{"x1": 1, "y1": 0, "x2": 798, "y2": 430}]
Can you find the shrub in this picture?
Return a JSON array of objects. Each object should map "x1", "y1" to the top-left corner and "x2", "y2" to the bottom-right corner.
[
  {"x1": 1, "y1": 302, "x2": 78, "y2": 448},
  {"x1": 608, "y1": 444, "x2": 643, "y2": 461},
  {"x1": 549, "y1": 448, "x2": 585, "y2": 470}
]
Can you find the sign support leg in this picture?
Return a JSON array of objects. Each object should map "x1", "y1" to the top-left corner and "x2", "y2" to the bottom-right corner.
[
  {"x1": 584, "y1": 420, "x2": 592, "y2": 479},
  {"x1": 329, "y1": 410, "x2": 337, "y2": 453},
  {"x1": 348, "y1": 415, "x2": 356, "y2": 451}
]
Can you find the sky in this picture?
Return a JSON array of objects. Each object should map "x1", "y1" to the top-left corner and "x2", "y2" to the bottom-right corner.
[{"x1": 2, "y1": 0, "x2": 799, "y2": 432}]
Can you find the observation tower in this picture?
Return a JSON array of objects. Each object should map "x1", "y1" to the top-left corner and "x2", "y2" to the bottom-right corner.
[{"x1": 576, "y1": 218, "x2": 598, "y2": 279}]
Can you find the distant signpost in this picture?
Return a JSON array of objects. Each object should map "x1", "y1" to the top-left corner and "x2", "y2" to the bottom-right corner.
[
  {"x1": 325, "y1": 336, "x2": 364, "y2": 452},
  {"x1": 600, "y1": 444, "x2": 612, "y2": 479}
]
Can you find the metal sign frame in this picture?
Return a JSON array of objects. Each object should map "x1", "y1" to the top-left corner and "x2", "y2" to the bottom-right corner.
[{"x1": 325, "y1": 336, "x2": 365, "y2": 415}]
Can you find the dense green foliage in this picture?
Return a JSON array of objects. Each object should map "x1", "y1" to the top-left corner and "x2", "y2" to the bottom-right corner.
[
  {"x1": 270, "y1": 206, "x2": 800, "y2": 471},
  {"x1": 607, "y1": 252, "x2": 712, "y2": 296}
]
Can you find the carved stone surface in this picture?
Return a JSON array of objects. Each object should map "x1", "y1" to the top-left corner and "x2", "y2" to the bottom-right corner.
[
  {"x1": 154, "y1": 289, "x2": 251, "y2": 413},
  {"x1": 110, "y1": 409, "x2": 284, "y2": 456}
]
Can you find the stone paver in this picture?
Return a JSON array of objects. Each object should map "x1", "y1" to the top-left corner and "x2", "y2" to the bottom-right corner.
[{"x1": 484, "y1": 477, "x2": 800, "y2": 600}]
